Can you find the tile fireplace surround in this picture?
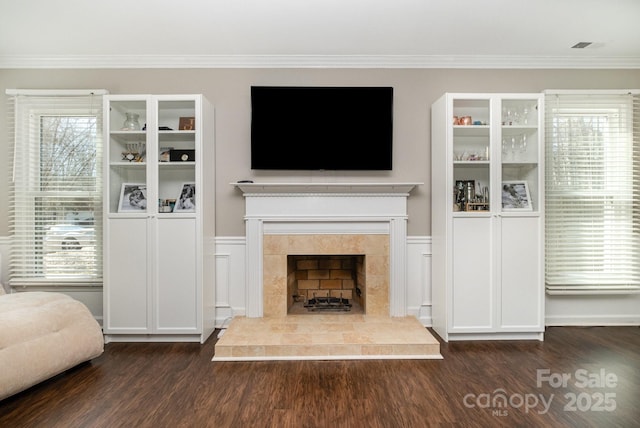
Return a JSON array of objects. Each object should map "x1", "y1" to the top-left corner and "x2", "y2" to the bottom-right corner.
[{"x1": 213, "y1": 183, "x2": 442, "y2": 361}]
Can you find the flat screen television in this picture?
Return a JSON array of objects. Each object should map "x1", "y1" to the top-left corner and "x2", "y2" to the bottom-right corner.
[{"x1": 251, "y1": 86, "x2": 393, "y2": 170}]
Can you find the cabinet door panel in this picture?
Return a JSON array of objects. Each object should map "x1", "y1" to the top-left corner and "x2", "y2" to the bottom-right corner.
[
  {"x1": 452, "y1": 217, "x2": 493, "y2": 331},
  {"x1": 105, "y1": 218, "x2": 149, "y2": 332},
  {"x1": 155, "y1": 218, "x2": 198, "y2": 332},
  {"x1": 500, "y1": 216, "x2": 542, "y2": 329}
]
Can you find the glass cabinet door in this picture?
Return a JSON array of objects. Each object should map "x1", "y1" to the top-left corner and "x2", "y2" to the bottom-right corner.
[
  {"x1": 499, "y1": 97, "x2": 541, "y2": 213},
  {"x1": 452, "y1": 98, "x2": 491, "y2": 213},
  {"x1": 156, "y1": 98, "x2": 197, "y2": 215},
  {"x1": 106, "y1": 98, "x2": 149, "y2": 215}
]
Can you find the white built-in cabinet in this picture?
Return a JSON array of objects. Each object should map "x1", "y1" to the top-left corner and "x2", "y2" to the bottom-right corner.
[
  {"x1": 103, "y1": 94, "x2": 215, "y2": 343},
  {"x1": 431, "y1": 93, "x2": 544, "y2": 341}
]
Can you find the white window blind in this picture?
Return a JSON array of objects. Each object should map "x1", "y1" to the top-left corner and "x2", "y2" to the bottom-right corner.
[
  {"x1": 7, "y1": 90, "x2": 107, "y2": 287},
  {"x1": 545, "y1": 91, "x2": 640, "y2": 294}
]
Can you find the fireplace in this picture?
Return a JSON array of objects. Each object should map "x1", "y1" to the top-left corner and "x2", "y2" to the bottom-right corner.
[
  {"x1": 288, "y1": 254, "x2": 364, "y2": 314},
  {"x1": 263, "y1": 233, "x2": 390, "y2": 317},
  {"x1": 235, "y1": 182, "x2": 420, "y2": 318}
]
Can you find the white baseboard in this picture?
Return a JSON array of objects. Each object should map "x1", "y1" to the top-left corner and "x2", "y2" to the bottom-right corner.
[{"x1": 546, "y1": 315, "x2": 640, "y2": 326}]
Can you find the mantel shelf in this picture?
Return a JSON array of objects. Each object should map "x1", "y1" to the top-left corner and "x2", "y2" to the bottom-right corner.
[{"x1": 232, "y1": 182, "x2": 422, "y2": 195}]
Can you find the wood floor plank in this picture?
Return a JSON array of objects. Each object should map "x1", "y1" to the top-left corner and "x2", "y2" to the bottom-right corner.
[{"x1": 1, "y1": 326, "x2": 638, "y2": 427}]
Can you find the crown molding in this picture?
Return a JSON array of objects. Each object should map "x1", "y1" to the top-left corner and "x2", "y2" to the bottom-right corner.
[{"x1": 1, "y1": 54, "x2": 640, "y2": 69}]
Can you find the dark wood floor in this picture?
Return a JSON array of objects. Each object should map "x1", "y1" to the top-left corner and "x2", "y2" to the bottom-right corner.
[{"x1": 1, "y1": 326, "x2": 638, "y2": 427}]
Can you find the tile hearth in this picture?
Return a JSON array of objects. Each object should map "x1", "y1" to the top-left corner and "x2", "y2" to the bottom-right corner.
[{"x1": 212, "y1": 315, "x2": 442, "y2": 361}]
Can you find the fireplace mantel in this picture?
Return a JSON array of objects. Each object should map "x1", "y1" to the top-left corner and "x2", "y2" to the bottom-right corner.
[
  {"x1": 234, "y1": 182, "x2": 422, "y2": 318},
  {"x1": 233, "y1": 182, "x2": 421, "y2": 195}
]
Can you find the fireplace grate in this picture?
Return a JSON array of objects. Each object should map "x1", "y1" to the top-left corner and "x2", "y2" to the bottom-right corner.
[{"x1": 304, "y1": 296, "x2": 352, "y2": 312}]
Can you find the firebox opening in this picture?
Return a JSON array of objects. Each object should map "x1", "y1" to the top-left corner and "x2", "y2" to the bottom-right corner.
[{"x1": 287, "y1": 255, "x2": 365, "y2": 314}]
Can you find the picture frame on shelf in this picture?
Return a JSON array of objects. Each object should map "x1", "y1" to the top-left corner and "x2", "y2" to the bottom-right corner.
[
  {"x1": 179, "y1": 117, "x2": 195, "y2": 130},
  {"x1": 174, "y1": 183, "x2": 196, "y2": 212},
  {"x1": 118, "y1": 184, "x2": 148, "y2": 212},
  {"x1": 159, "y1": 147, "x2": 173, "y2": 162},
  {"x1": 501, "y1": 181, "x2": 532, "y2": 211}
]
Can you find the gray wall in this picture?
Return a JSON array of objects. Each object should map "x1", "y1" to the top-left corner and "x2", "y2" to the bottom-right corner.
[{"x1": 1, "y1": 68, "x2": 639, "y2": 237}]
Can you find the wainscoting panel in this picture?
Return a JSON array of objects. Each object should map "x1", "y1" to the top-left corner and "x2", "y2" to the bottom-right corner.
[
  {"x1": 2, "y1": 235, "x2": 635, "y2": 328},
  {"x1": 214, "y1": 237, "x2": 246, "y2": 327},
  {"x1": 407, "y1": 237, "x2": 433, "y2": 326}
]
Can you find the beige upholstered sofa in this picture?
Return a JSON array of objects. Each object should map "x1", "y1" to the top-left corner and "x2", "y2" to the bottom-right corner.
[{"x1": 0, "y1": 286, "x2": 104, "y2": 400}]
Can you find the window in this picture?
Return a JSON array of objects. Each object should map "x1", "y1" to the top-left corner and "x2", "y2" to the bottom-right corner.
[
  {"x1": 545, "y1": 91, "x2": 640, "y2": 294},
  {"x1": 7, "y1": 90, "x2": 106, "y2": 286}
]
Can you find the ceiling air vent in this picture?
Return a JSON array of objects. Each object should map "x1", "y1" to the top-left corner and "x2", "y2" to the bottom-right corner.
[{"x1": 571, "y1": 42, "x2": 593, "y2": 49}]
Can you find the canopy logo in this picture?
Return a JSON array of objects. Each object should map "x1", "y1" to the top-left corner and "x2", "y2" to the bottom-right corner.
[{"x1": 463, "y1": 389, "x2": 553, "y2": 416}]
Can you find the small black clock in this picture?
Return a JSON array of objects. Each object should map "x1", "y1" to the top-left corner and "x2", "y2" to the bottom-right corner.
[{"x1": 169, "y1": 149, "x2": 195, "y2": 162}]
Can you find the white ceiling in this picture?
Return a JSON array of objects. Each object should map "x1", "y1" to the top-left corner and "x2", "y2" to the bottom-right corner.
[{"x1": 2, "y1": 0, "x2": 640, "y2": 68}]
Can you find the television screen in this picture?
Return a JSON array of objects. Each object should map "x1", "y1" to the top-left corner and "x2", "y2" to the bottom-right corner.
[{"x1": 251, "y1": 86, "x2": 393, "y2": 170}]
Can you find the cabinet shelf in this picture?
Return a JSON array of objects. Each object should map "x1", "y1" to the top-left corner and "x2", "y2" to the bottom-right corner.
[
  {"x1": 110, "y1": 161, "x2": 147, "y2": 167},
  {"x1": 502, "y1": 161, "x2": 538, "y2": 166},
  {"x1": 453, "y1": 126, "x2": 490, "y2": 137},
  {"x1": 156, "y1": 212, "x2": 196, "y2": 219},
  {"x1": 158, "y1": 161, "x2": 196, "y2": 167},
  {"x1": 109, "y1": 131, "x2": 147, "y2": 142},
  {"x1": 158, "y1": 130, "x2": 196, "y2": 141},
  {"x1": 502, "y1": 125, "x2": 537, "y2": 130},
  {"x1": 452, "y1": 211, "x2": 492, "y2": 218},
  {"x1": 454, "y1": 160, "x2": 490, "y2": 166}
]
